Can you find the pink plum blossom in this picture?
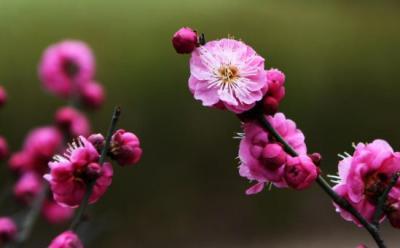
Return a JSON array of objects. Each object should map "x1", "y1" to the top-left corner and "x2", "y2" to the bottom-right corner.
[
  {"x1": 0, "y1": 136, "x2": 9, "y2": 160},
  {"x1": 87, "y1": 133, "x2": 105, "y2": 153},
  {"x1": 13, "y1": 171, "x2": 43, "y2": 204},
  {"x1": 262, "y1": 68, "x2": 286, "y2": 114},
  {"x1": 0, "y1": 86, "x2": 6, "y2": 107},
  {"x1": 189, "y1": 38, "x2": 267, "y2": 113},
  {"x1": 55, "y1": 106, "x2": 91, "y2": 137},
  {"x1": 42, "y1": 199, "x2": 74, "y2": 224},
  {"x1": 48, "y1": 231, "x2": 83, "y2": 248},
  {"x1": 332, "y1": 139, "x2": 400, "y2": 225},
  {"x1": 238, "y1": 112, "x2": 307, "y2": 194},
  {"x1": 39, "y1": 40, "x2": 95, "y2": 98},
  {"x1": 172, "y1": 27, "x2": 199, "y2": 54},
  {"x1": 44, "y1": 136, "x2": 113, "y2": 207},
  {"x1": 284, "y1": 155, "x2": 318, "y2": 190},
  {"x1": 78, "y1": 81, "x2": 105, "y2": 109},
  {"x1": 0, "y1": 217, "x2": 17, "y2": 243},
  {"x1": 110, "y1": 129, "x2": 142, "y2": 166}
]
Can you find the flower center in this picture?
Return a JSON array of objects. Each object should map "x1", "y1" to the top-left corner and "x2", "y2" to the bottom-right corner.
[
  {"x1": 62, "y1": 59, "x2": 80, "y2": 78},
  {"x1": 218, "y1": 65, "x2": 239, "y2": 85},
  {"x1": 364, "y1": 172, "x2": 389, "y2": 203}
]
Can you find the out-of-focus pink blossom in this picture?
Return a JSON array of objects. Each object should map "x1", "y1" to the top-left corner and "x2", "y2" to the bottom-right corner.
[
  {"x1": 42, "y1": 200, "x2": 74, "y2": 224},
  {"x1": 8, "y1": 151, "x2": 30, "y2": 174},
  {"x1": 0, "y1": 86, "x2": 7, "y2": 107},
  {"x1": 172, "y1": 27, "x2": 199, "y2": 54},
  {"x1": 0, "y1": 217, "x2": 17, "y2": 243},
  {"x1": 332, "y1": 140, "x2": 400, "y2": 225},
  {"x1": 0, "y1": 136, "x2": 9, "y2": 160},
  {"x1": 44, "y1": 136, "x2": 113, "y2": 207},
  {"x1": 39, "y1": 40, "x2": 95, "y2": 98},
  {"x1": 79, "y1": 81, "x2": 105, "y2": 109},
  {"x1": 13, "y1": 171, "x2": 43, "y2": 204},
  {"x1": 48, "y1": 231, "x2": 83, "y2": 248},
  {"x1": 55, "y1": 106, "x2": 91, "y2": 137},
  {"x1": 189, "y1": 38, "x2": 267, "y2": 113},
  {"x1": 262, "y1": 68, "x2": 285, "y2": 115},
  {"x1": 238, "y1": 113, "x2": 307, "y2": 194},
  {"x1": 110, "y1": 129, "x2": 142, "y2": 166},
  {"x1": 284, "y1": 155, "x2": 318, "y2": 190}
]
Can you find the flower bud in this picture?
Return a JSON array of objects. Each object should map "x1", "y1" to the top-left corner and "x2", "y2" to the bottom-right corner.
[
  {"x1": 55, "y1": 107, "x2": 90, "y2": 137},
  {"x1": 262, "y1": 96, "x2": 279, "y2": 115},
  {"x1": 262, "y1": 69, "x2": 286, "y2": 115},
  {"x1": 110, "y1": 129, "x2": 142, "y2": 166},
  {"x1": 172, "y1": 27, "x2": 199, "y2": 54},
  {"x1": 0, "y1": 86, "x2": 7, "y2": 108},
  {"x1": 79, "y1": 81, "x2": 105, "y2": 109},
  {"x1": 48, "y1": 231, "x2": 83, "y2": 248},
  {"x1": 88, "y1": 133, "x2": 105, "y2": 153},
  {"x1": 261, "y1": 143, "x2": 286, "y2": 170},
  {"x1": 86, "y1": 162, "x2": 102, "y2": 181},
  {"x1": 13, "y1": 172, "x2": 43, "y2": 204},
  {"x1": 0, "y1": 136, "x2": 9, "y2": 161},
  {"x1": 0, "y1": 217, "x2": 17, "y2": 243},
  {"x1": 8, "y1": 151, "x2": 29, "y2": 174},
  {"x1": 309, "y1": 152, "x2": 322, "y2": 166},
  {"x1": 387, "y1": 202, "x2": 400, "y2": 229},
  {"x1": 284, "y1": 155, "x2": 318, "y2": 190},
  {"x1": 356, "y1": 245, "x2": 368, "y2": 248}
]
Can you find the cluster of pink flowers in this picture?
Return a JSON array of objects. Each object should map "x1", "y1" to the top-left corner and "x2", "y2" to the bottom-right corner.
[{"x1": 332, "y1": 139, "x2": 400, "y2": 228}]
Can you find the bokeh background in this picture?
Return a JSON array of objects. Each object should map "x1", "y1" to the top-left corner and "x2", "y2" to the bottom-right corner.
[{"x1": 1, "y1": 0, "x2": 400, "y2": 247}]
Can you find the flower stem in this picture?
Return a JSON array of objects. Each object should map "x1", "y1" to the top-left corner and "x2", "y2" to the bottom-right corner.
[
  {"x1": 372, "y1": 172, "x2": 400, "y2": 227},
  {"x1": 69, "y1": 106, "x2": 121, "y2": 231},
  {"x1": 255, "y1": 113, "x2": 386, "y2": 248}
]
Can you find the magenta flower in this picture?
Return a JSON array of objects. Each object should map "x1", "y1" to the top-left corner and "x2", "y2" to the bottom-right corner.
[
  {"x1": 0, "y1": 86, "x2": 6, "y2": 107},
  {"x1": 39, "y1": 40, "x2": 95, "y2": 98},
  {"x1": 13, "y1": 171, "x2": 43, "y2": 204},
  {"x1": 78, "y1": 80, "x2": 105, "y2": 109},
  {"x1": 0, "y1": 217, "x2": 17, "y2": 243},
  {"x1": 238, "y1": 113, "x2": 307, "y2": 194},
  {"x1": 284, "y1": 155, "x2": 318, "y2": 190},
  {"x1": 189, "y1": 38, "x2": 267, "y2": 113},
  {"x1": 48, "y1": 231, "x2": 83, "y2": 248},
  {"x1": 0, "y1": 136, "x2": 9, "y2": 161},
  {"x1": 42, "y1": 199, "x2": 74, "y2": 224},
  {"x1": 332, "y1": 139, "x2": 400, "y2": 225},
  {"x1": 110, "y1": 129, "x2": 142, "y2": 166},
  {"x1": 44, "y1": 136, "x2": 113, "y2": 207},
  {"x1": 262, "y1": 68, "x2": 286, "y2": 114},
  {"x1": 172, "y1": 27, "x2": 199, "y2": 54},
  {"x1": 55, "y1": 106, "x2": 91, "y2": 137}
]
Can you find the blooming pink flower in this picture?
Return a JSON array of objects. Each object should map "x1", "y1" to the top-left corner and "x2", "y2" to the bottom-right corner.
[
  {"x1": 172, "y1": 27, "x2": 199, "y2": 54},
  {"x1": 110, "y1": 129, "x2": 142, "y2": 166},
  {"x1": 42, "y1": 199, "x2": 74, "y2": 224},
  {"x1": 48, "y1": 231, "x2": 83, "y2": 248},
  {"x1": 284, "y1": 155, "x2": 318, "y2": 190},
  {"x1": 0, "y1": 217, "x2": 17, "y2": 243},
  {"x1": 0, "y1": 85, "x2": 7, "y2": 107},
  {"x1": 13, "y1": 171, "x2": 43, "y2": 204},
  {"x1": 189, "y1": 38, "x2": 267, "y2": 113},
  {"x1": 44, "y1": 136, "x2": 113, "y2": 207},
  {"x1": 262, "y1": 68, "x2": 286, "y2": 114},
  {"x1": 78, "y1": 81, "x2": 105, "y2": 109},
  {"x1": 0, "y1": 136, "x2": 9, "y2": 160},
  {"x1": 55, "y1": 106, "x2": 91, "y2": 137},
  {"x1": 332, "y1": 139, "x2": 400, "y2": 225},
  {"x1": 39, "y1": 40, "x2": 95, "y2": 98},
  {"x1": 238, "y1": 112, "x2": 307, "y2": 194}
]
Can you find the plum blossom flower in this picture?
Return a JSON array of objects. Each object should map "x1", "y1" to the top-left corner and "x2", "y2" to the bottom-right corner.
[
  {"x1": 55, "y1": 106, "x2": 91, "y2": 137},
  {"x1": 39, "y1": 40, "x2": 95, "y2": 98},
  {"x1": 44, "y1": 136, "x2": 113, "y2": 207},
  {"x1": 189, "y1": 38, "x2": 267, "y2": 113},
  {"x1": 42, "y1": 199, "x2": 74, "y2": 224},
  {"x1": 0, "y1": 217, "x2": 17, "y2": 243},
  {"x1": 78, "y1": 81, "x2": 105, "y2": 109},
  {"x1": 13, "y1": 171, "x2": 43, "y2": 204},
  {"x1": 331, "y1": 139, "x2": 400, "y2": 226},
  {"x1": 238, "y1": 112, "x2": 307, "y2": 194},
  {"x1": 262, "y1": 68, "x2": 286, "y2": 114},
  {"x1": 0, "y1": 136, "x2": 9, "y2": 160},
  {"x1": 284, "y1": 155, "x2": 318, "y2": 190},
  {"x1": 172, "y1": 27, "x2": 199, "y2": 54},
  {"x1": 48, "y1": 231, "x2": 83, "y2": 248},
  {"x1": 110, "y1": 129, "x2": 142, "y2": 166}
]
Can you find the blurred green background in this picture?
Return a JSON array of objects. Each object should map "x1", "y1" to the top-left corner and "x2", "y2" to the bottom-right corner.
[{"x1": 1, "y1": 0, "x2": 400, "y2": 247}]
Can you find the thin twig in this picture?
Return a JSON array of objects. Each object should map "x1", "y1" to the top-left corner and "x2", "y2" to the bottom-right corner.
[
  {"x1": 255, "y1": 113, "x2": 386, "y2": 248},
  {"x1": 69, "y1": 106, "x2": 121, "y2": 231},
  {"x1": 372, "y1": 172, "x2": 400, "y2": 227}
]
